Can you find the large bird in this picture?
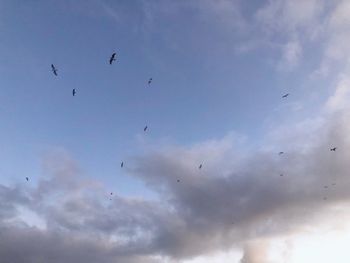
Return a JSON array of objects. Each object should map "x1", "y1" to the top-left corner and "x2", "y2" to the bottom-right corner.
[
  {"x1": 72, "y1": 89, "x2": 76, "y2": 96},
  {"x1": 144, "y1": 126, "x2": 148, "y2": 132},
  {"x1": 51, "y1": 64, "x2": 58, "y2": 76},
  {"x1": 282, "y1": 93, "x2": 289, "y2": 98},
  {"x1": 109, "y1": 52, "x2": 116, "y2": 65},
  {"x1": 330, "y1": 147, "x2": 337, "y2": 151}
]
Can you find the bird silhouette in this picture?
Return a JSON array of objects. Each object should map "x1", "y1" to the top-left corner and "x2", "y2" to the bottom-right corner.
[
  {"x1": 282, "y1": 93, "x2": 289, "y2": 98},
  {"x1": 279, "y1": 152, "x2": 284, "y2": 155},
  {"x1": 177, "y1": 179, "x2": 180, "y2": 183},
  {"x1": 110, "y1": 192, "x2": 113, "y2": 195},
  {"x1": 199, "y1": 164, "x2": 203, "y2": 169},
  {"x1": 121, "y1": 162, "x2": 124, "y2": 168},
  {"x1": 51, "y1": 64, "x2": 58, "y2": 76},
  {"x1": 330, "y1": 147, "x2": 337, "y2": 151},
  {"x1": 72, "y1": 89, "x2": 76, "y2": 96},
  {"x1": 280, "y1": 174, "x2": 284, "y2": 177},
  {"x1": 25, "y1": 177, "x2": 29, "y2": 181},
  {"x1": 144, "y1": 126, "x2": 148, "y2": 132},
  {"x1": 109, "y1": 52, "x2": 116, "y2": 65},
  {"x1": 148, "y1": 78, "x2": 152, "y2": 85}
]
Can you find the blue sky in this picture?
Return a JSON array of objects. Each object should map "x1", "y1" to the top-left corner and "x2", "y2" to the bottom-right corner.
[{"x1": 1, "y1": 1, "x2": 350, "y2": 262}]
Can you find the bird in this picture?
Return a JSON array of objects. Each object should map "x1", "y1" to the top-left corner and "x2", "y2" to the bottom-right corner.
[
  {"x1": 109, "y1": 52, "x2": 116, "y2": 65},
  {"x1": 323, "y1": 197, "x2": 327, "y2": 200},
  {"x1": 282, "y1": 93, "x2": 289, "y2": 98},
  {"x1": 148, "y1": 78, "x2": 152, "y2": 85},
  {"x1": 25, "y1": 177, "x2": 29, "y2": 181},
  {"x1": 177, "y1": 179, "x2": 180, "y2": 183},
  {"x1": 110, "y1": 192, "x2": 113, "y2": 195},
  {"x1": 144, "y1": 126, "x2": 148, "y2": 132},
  {"x1": 72, "y1": 89, "x2": 76, "y2": 96},
  {"x1": 280, "y1": 174, "x2": 284, "y2": 177},
  {"x1": 121, "y1": 162, "x2": 124, "y2": 168},
  {"x1": 51, "y1": 64, "x2": 58, "y2": 76},
  {"x1": 330, "y1": 147, "x2": 337, "y2": 151},
  {"x1": 324, "y1": 186, "x2": 328, "y2": 189},
  {"x1": 199, "y1": 164, "x2": 203, "y2": 169},
  {"x1": 279, "y1": 152, "x2": 284, "y2": 155}
]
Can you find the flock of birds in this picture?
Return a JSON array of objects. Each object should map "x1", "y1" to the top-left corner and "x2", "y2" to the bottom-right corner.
[{"x1": 27, "y1": 52, "x2": 337, "y2": 202}]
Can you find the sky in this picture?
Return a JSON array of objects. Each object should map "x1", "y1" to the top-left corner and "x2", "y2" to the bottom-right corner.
[{"x1": 1, "y1": 0, "x2": 350, "y2": 262}]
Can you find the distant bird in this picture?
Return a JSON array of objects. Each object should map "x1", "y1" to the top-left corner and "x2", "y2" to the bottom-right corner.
[
  {"x1": 199, "y1": 164, "x2": 203, "y2": 169},
  {"x1": 330, "y1": 147, "x2": 337, "y2": 151},
  {"x1": 121, "y1": 161, "x2": 124, "y2": 168},
  {"x1": 280, "y1": 174, "x2": 284, "y2": 177},
  {"x1": 332, "y1": 183, "x2": 336, "y2": 186},
  {"x1": 25, "y1": 177, "x2": 29, "y2": 181},
  {"x1": 177, "y1": 179, "x2": 180, "y2": 183},
  {"x1": 323, "y1": 197, "x2": 327, "y2": 200},
  {"x1": 110, "y1": 192, "x2": 113, "y2": 195},
  {"x1": 72, "y1": 89, "x2": 76, "y2": 96},
  {"x1": 148, "y1": 78, "x2": 152, "y2": 85},
  {"x1": 144, "y1": 126, "x2": 148, "y2": 132},
  {"x1": 51, "y1": 64, "x2": 58, "y2": 76},
  {"x1": 279, "y1": 152, "x2": 284, "y2": 155},
  {"x1": 324, "y1": 186, "x2": 328, "y2": 189},
  {"x1": 282, "y1": 93, "x2": 289, "y2": 98},
  {"x1": 109, "y1": 52, "x2": 116, "y2": 65}
]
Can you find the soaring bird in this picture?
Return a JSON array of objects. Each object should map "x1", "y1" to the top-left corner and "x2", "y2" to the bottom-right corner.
[
  {"x1": 279, "y1": 152, "x2": 284, "y2": 155},
  {"x1": 25, "y1": 177, "x2": 29, "y2": 181},
  {"x1": 148, "y1": 78, "x2": 152, "y2": 85},
  {"x1": 109, "y1": 52, "x2": 116, "y2": 65},
  {"x1": 121, "y1": 161, "x2": 124, "y2": 168},
  {"x1": 72, "y1": 89, "x2": 76, "y2": 96},
  {"x1": 144, "y1": 126, "x2": 148, "y2": 132},
  {"x1": 199, "y1": 164, "x2": 203, "y2": 169},
  {"x1": 51, "y1": 64, "x2": 58, "y2": 76},
  {"x1": 282, "y1": 93, "x2": 289, "y2": 98},
  {"x1": 330, "y1": 147, "x2": 337, "y2": 151}
]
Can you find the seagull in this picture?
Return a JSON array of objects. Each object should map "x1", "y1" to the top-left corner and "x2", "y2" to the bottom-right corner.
[
  {"x1": 330, "y1": 147, "x2": 337, "y2": 151},
  {"x1": 72, "y1": 89, "x2": 76, "y2": 96},
  {"x1": 109, "y1": 52, "x2": 116, "y2": 65},
  {"x1": 51, "y1": 64, "x2": 58, "y2": 76},
  {"x1": 148, "y1": 78, "x2": 152, "y2": 85},
  {"x1": 282, "y1": 93, "x2": 289, "y2": 98},
  {"x1": 199, "y1": 164, "x2": 203, "y2": 169},
  {"x1": 279, "y1": 152, "x2": 284, "y2": 155},
  {"x1": 25, "y1": 177, "x2": 29, "y2": 181},
  {"x1": 144, "y1": 126, "x2": 148, "y2": 132},
  {"x1": 121, "y1": 161, "x2": 124, "y2": 168}
]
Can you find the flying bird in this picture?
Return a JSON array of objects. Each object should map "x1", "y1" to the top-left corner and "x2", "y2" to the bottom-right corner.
[
  {"x1": 282, "y1": 93, "x2": 289, "y2": 98},
  {"x1": 51, "y1": 64, "x2": 58, "y2": 76},
  {"x1": 279, "y1": 152, "x2": 284, "y2": 155},
  {"x1": 148, "y1": 78, "x2": 152, "y2": 85},
  {"x1": 72, "y1": 89, "x2": 76, "y2": 96},
  {"x1": 144, "y1": 126, "x2": 148, "y2": 132},
  {"x1": 110, "y1": 192, "x2": 113, "y2": 195},
  {"x1": 199, "y1": 164, "x2": 203, "y2": 169},
  {"x1": 121, "y1": 161, "x2": 124, "y2": 168},
  {"x1": 330, "y1": 147, "x2": 337, "y2": 151},
  {"x1": 177, "y1": 179, "x2": 180, "y2": 183},
  {"x1": 280, "y1": 174, "x2": 284, "y2": 177},
  {"x1": 324, "y1": 186, "x2": 328, "y2": 189},
  {"x1": 109, "y1": 52, "x2": 116, "y2": 65},
  {"x1": 25, "y1": 177, "x2": 29, "y2": 181}
]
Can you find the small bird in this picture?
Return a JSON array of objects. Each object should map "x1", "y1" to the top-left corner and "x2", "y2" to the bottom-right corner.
[
  {"x1": 51, "y1": 64, "x2": 58, "y2": 76},
  {"x1": 332, "y1": 183, "x2": 336, "y2": 186},
  {"x1": 110, "y1": 192, "x2": 113, "y2": 195},
  {"x1": 148, "y1": 78, "x2": 152, "y2": 85},
  {"x1": 144, "y1": 126, "x2": 148, "y2": 132},
  {"x1": 330, "y1": 147, "x2": 337, "y2": 151},
  {"x1": 177, "y1": 179, "x2": 180, "y2": 183},
  {"x1": 72, "y1": 89, "x2": 76, "y2": 96},
  {"x1": 282, "y1": 93, "x2": 289, "y2": 98},
  {"x1": 25, "y1": 177, "x2": 29, "y2": 181},
  {"x1": 109, "y1": 52, "x2": 116, "y2": 65},
  {"x1": 121, "y1": 162, "x2": 124, "y2": 168},
  {"x1": 279, "y1": 152, "x2": 284, "y2": 155},
  {"x1": 280, "y1": 174, "x2": 284, "y2": 177},
  {"x1": 323, "y1": 197, "x2": 327, "y2": 200},
  {"x1": 324, "y1": 186, "x2": 328, "y2": 189},
  {"x1": 199, "y1": 164, "x2": 203, "y2": 169}
]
